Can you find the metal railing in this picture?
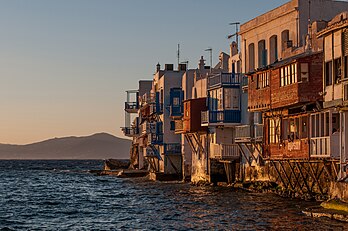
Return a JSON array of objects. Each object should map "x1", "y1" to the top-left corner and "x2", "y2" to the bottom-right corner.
[
  {"x1": 164, "y1": 143, "x2": 181, "y2": 155},
  {"x1": 310, "y1": 136, "x2": 330, "y2": 157},
  {"x1": 122, "y1": 127, "x2": 139, "y2": 136},
  {"x1": 125, "y1": 102, "x2": 138, "y2": 111},
  {"x1": 148, "y1": 133, "x2": 163, "y2": 145},
  {"x1": 201, "y1": 110, "x2": 241, "y2": 124},
  {"x1": 208, "y1": 73, "x2": 242, "y2": 89},
  {"x1": 209, "y1": 110, "x2": 241, "y2": 123}
]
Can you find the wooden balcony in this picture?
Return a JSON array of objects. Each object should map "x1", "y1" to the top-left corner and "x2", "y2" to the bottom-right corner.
[
  {"x1": 207, "y1": 73, "x2": 242, "y2": 90},
  {"x1": 174, "y1": 120, "x2": 184, "y2": 134},
  {"x1": 211, "y1": 144, "x2": 240, "y2": 160},
  {"x1": 182, "y1": 98, "x2": 207, "y2": 133},
  {"x1": 310, "y1": 135, "x2": 339, "y2": 159},
  {"x1": 235, "y1": 124, "x2": 264, "y2": 142}
]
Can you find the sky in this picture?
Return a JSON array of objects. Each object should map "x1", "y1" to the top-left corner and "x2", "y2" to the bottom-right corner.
[{"x1": 0, "y1": 0, "x2": 289, "y2": 144}]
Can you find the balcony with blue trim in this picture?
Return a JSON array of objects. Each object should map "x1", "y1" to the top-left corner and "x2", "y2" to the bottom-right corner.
[
  {"x1": 169, "y1": 88, "x2": 184, "y2": 118},
  {"x1": 121, "y1": 127, "x2": 139, "y2": 137},
  {"x1": 201, "y1": 110, "x2": 241, "y2": 126},
  {"x1": 148, "y1": 133, "x2": 163, "y2": 145},
  {"x1": 207, "y1": 73, "x2": 242, "y2": 90}
]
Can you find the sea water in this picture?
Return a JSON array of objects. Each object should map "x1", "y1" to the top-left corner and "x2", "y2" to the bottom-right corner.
[{"x1": 0, "y1": 160, "x2": 347, "y2": 230}]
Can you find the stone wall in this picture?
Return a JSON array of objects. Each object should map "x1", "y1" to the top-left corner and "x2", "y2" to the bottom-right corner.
[{"x1": 329, "y1": 182, "x2": 348, "y2": 203}]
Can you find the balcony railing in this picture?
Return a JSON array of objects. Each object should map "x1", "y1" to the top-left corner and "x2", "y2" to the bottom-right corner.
[
  {"x1": 235, "y1": 124, "x2": 264, "y2": 142},
  {"x1": 235, "y1": 125, "x2": 251, "y2": 140},
  {"x1": 208, "y1": 73, "x2": 242, "y2": 89},
  {"x1": 241, "y1": 75, "x2": 248, "y2": 88},
  {"x1": 174, "y1": 120, "x2": 183, "y2": 133},
  {"x1": 213, "y1": 144, "x2": 240, "y2": 159},
  {"x1": 140, "y1": 93, "x2": 156, "y2": 106},
  {"x1": 122, "y1": 127, "x2": 139, "y2": 137},
  {"x1": 170, "y1": 105, "x2": 183, "y2": 117},
  {"x1": 202, "y1": 110, "x2": 241, "y2": 124},
  {"x1": 310, "y1": 137, "x2": 330, "y2": 158},
  {"x1": 255, "y1": 124, "x2": 263, "y2": 140},
  {"x1": 164, "y1": 143, "x2": 181, "y2": 155},
  {"x1": 125, "y1": 102, "x2": 138, "y2": 112},
  {"x1": 148, "y1": 133, "x2": 163, "y2": 145},
  {"x1": 201, "y1": 111, "x2": 209, "y2": 124}
]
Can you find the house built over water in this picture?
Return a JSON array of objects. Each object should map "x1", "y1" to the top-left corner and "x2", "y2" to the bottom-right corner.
[{"x1": 121, "y1": 0, "x2": 348, "y2": 200}]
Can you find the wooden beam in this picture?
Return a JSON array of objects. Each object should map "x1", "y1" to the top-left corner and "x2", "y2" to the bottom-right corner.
[
  {"x1": 270, "y1": 160, "x2": 288, "y2": 189},
  {"x1": 294, "y1": 161, "x2": 312, "y2": 195},
  {"x1": 237, "y1": 143, "x2": 251, "y2": 166},
  {"x1": 278, "y1": 160, "x2": 295, "y2": 191},
  {"x1": 307, "y1": 161, "x2": 324, "y2": 195},
  {"x1": 286, "y1": 160, "x2": 304, "y2": 194}
]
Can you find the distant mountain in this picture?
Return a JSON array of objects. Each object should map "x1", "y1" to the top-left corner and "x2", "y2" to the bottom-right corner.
[{"x1": 0, "y1": 133, "x2": 131, "y2": 159}]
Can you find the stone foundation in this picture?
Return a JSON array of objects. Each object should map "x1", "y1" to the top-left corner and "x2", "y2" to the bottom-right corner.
[{"x1": 329, "y1": 182, "x2": 348, "y2": 203}]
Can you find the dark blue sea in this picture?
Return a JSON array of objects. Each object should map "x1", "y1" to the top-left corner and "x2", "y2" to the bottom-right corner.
[{"x1": 0, "y1": 160, "x2": 347, "y2": 230}]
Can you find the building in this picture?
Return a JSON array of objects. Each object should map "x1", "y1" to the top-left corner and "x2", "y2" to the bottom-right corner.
[
  {"x1": 317, "y1": 11, "x2": 348, "y2": 180},
  {"x1": 139, "y1": 63, "x2": 186, "y2": 180},
  {"x1": 122, "y1": 80, "x2": 152, "y2": 169},
  {"x1": 237, "y1": 0, "x2": 348, "y2": 196}
]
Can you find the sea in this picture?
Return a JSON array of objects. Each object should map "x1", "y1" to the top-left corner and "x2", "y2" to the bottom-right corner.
[{"x1": 0, "y1": 160, "x2": 347, "y2": 231}]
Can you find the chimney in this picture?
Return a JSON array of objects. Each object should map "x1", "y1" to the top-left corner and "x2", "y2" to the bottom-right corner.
[
  {"x1": 198, "y1": 56, "x2": 205, "y2": 71},
  {"x1": 156, "y1": 63, "x2": 161, "y2": 72},
  {"x1": 178, "y1": 63, "x2": 187, "y2": 71},
  {"x1": 230, "y1": 42, "x2": 238, "y2": 56},
  {"x1": 165, "y1": 64, "x2": 174, "y2": 71}
]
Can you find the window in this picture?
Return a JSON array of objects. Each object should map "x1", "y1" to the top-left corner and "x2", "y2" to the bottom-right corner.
[
  {"x1": 257, "y1": 72, "x2": 269, "y2": 89},
  {"x1": 258, "y1": 40, "x2": 267, "y2": 68},
  {"x1": 248, "y1": 43, "x2": 255, "y2": 72},
  {"x1": 301, "y1": 116, "x2": 308, "y2": 138},
  {"x1": 269, "y1": 35, "x2": 278, "y2": 64},
  {"x1": 170, "y1": 121, "x2": 175, "y2": 131},
  {"x1": 282, "y1": 119, "x2": 288, "y2": 141},
  {"x1": 345, "y1": 56, "x2": 348, "y2": 79},
  {"x1": 281, "y1": 30, "x2": 290, "y2": 51},
  {"x1": 282, "y1": 116, "x2": 308, "y2": 141},
  {"x1": 280, "y1": 63, "x2": 297, "y2": 86},
  {"x1": 269, "y1": 118, "x2": 280, "y2": 144},
  {"x1": 325, "y1": 61, "x2": 333, "y2": 86},
  {"x1": 173, "y1": 97, "x2": 179, "y2": 106},
  {"x1": 344, "y1": 83, "x2": 348, "y2": 101},
  {"x1": 334, "y1": 58, "x2": 342, "y2": 84},
  {"x1": 300, "y1": 63, "x2": 308, "y2": 82}
]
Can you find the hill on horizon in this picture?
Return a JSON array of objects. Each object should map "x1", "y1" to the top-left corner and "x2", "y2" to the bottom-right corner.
[{"x1": 0, "y1": 133, "x2": 131, "y2": 160}]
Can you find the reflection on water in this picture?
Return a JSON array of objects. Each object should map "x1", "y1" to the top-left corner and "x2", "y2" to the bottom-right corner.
[{"x1": 0, "y1": 160, "x2": 347, "y2": 230}]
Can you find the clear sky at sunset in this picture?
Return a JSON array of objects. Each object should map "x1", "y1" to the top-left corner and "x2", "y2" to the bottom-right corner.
[{"x1": 0, "y1": 0, "x2": 289, "y2": 144}]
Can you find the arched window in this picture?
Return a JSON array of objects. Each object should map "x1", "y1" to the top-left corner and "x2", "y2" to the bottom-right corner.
[
  {"x1": 269, "y1": 35, "x2": 278, "y2": 64},
  {"x1": 258, "y1": 40, "x2": 267, "y2": 68},
  {"x1": 248, "y1": 43, "x2": 255, "y2": 72},
  {"x1": 281, "y1": 30, "x2": 290, "y2": 51}
]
